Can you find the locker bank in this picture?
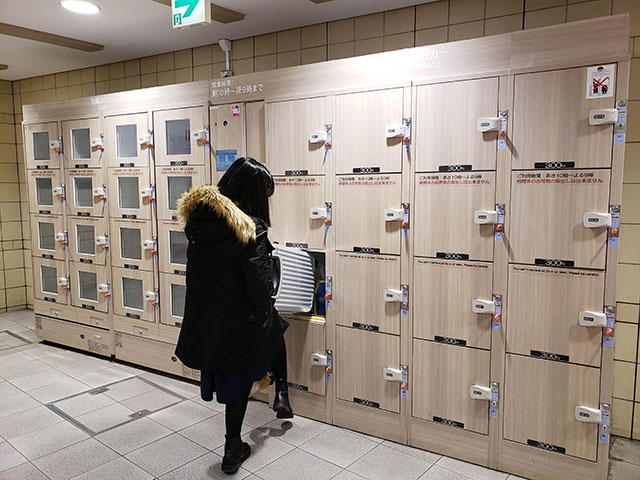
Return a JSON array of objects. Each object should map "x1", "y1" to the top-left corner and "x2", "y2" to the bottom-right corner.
[{"x1": 1, "y1": 2, "x2": 640, "y2": 480}]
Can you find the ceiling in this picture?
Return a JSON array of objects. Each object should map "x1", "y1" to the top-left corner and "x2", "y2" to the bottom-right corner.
[{"x1": 0, "y1": 0, "x2": 431, "y2": 81}]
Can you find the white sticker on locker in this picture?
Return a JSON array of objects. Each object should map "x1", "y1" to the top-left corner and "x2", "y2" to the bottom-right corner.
[{"x1": 586, "y1": 65, "x2": 615, "y2": 99}]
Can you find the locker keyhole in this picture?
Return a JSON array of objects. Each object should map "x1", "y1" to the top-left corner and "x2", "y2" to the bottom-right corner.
[{"x1": 223, "y1": 121, "x2": 228, "y2": 127}]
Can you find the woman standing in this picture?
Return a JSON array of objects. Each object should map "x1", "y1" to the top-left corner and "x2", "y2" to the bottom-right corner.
[{"x1": 175, "y1": 158, "x2": 293, "y2": 475}]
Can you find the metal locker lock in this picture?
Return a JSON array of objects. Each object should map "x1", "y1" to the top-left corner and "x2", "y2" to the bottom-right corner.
[
  {"x1": 144, "y1": 291, "x2": 156, "y2": 302},
  {"x1": 384, "y1": 208, "x2": 404, "y2": 222},
  {"x1": 383, "y1": 289, "x2": 403, "y2": 303},
  {"x1": 311, "y1": 353, "x2": 328, "y2": 366},
  {"x1": 474, "y1": 210, "x2": 498, "y2": 225},
  {"x1": 579, "y1": 310, "x2": 607, "y2": 327},
  {"x1": 192, "y1": 130, "x2": 207, "y2": 141},
  {"x1": 49, "y1": 140, "x2": 60, "y2": 150},
  {"x1": 309, "y1": 131, "x2": 327, "y2": 143},
  {"x1": 52, "y1": 186, "x2": 64, "y2": 196},
  {"x1": 142, "y1": 240, "x2": 155, "y2": 250},
  {"x1": 385, "y1": 123, "x2": 404, "y2": 138},
  {"x1": 476, "y1": 117, "x2": 501, "y2": 132},
  {"x1": 95, "y1": 236, "x2": 107, "y2": 246},
  {"x1": 93, "y1": 186, "x2": 106, "y2": 197},
  {"x1": 469, "y1": 385, "x2": 492, "y2": 400},
  {"x1": 589, "y1": 109, "x2": 618, "y2": 126},
  {"x1": 140, "y1": 187, "x2": 153, "y2": 198},
  {"x1": 310, "y1": 207, "x2": 327, "y2": 220},
  {"x1": 139, "y1": 134, "x2": 152, "y2": 146},
  {"x1": 575, "y1": 406, "x2": 602, "y2": 423},
  {"x1": 583, "y1": 212, "x2": 612, "y2": 228},
  {"x1": 55, "y1": 232, "x2": 66, "y2": 242},
  {"x1": 97, "y1": 284, "x2": 109, "y2": 293},
  {"x1": 472, "y1": 298, "x2": 495, "y2": 314},
  {"x1": 90, "y1": 137, "x2": 103, "y2": 148},
  {"x1": 383, "y1": 367, "x2": 403, "y2": 381}
]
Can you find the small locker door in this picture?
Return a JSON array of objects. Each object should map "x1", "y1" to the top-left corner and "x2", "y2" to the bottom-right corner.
[
  {"x1": 335, "y1": 174, "x2": 402, "y2": 255},
  {"x1": 65, "y1": 168, "x2": 107, "y2": 217},
  {"x1": 33, "y1": 257, "x2": 68, "y2": 305},
  {"x1": 504, "y1": 354, "x2": 600, "y2": 461},
  {"x1": 414, "y1": 78, "x2": 499, "y2": 173},
  {"x1": 335, "y1": 253, "x2": 401, "y2": 335},
  {"x1": 104, "y1": 113, "x2": 151, "y2": 168},
  {"x1": 283, "y1": 317, "x2": 326, "y2": 395},
  {"x1": 156, "y1": 166, "x2": 205, "y2": 221},
  {"x1": 107, "y1": 167, "x2": 153, "y2": 220},
  {"x1": 336, "y1": 327, "x2": 401, "y2": 413},
  {"x1": 110, "y1": 218, "x2": 155, "y2": 271},
  {"x1": 158, "y1": 220, "x2": 188, "y2": 274},
  {"x1": 159, "y1": 273, "x2": 186, "y2": 328},
  {"x1": 28, "y1": 169, "x2": 64, "y2": 215},
  {"x1": 270, "y1": 176, "x2": 326, "y2": 250},
  {"x1": 413, "y1": 258, "x2": 493, "y2": 350},
  {"x1": 153, "y1": 107, "x2": 207, "y2": 166},
  {"x1": 210, "y1": 103, "x2": 246, "y2": 185},
  {"x1": 412, "y1": 339, "x2": 491, "y2": 434},
  {"x1": 507, "y1": 265, "x2": 605, "y2": 367},
  {"x1": 67, "y1": 216, "x2": 108, "y2": 266},
  {"x1": 112, "y1": 267, "x2": 156, "y2": 322},
  {"x1": 70, "y1": 262, "x2": 109, "y2": 313},
  {"x1": 509, "y1": 169, "x2": 610, "y2": 269},
  {"x1": 266, "y1": 97, "x2": 326, "y2": 175},
  {"x1": 246, "y1": 101, "x2": 266, "y2": 162},
  {"x1": 62, "y1": 118, "x2": 102, "y2": 168},
  {"x1": 334, "y1": 88, "x2": 404, "y2": 174},
  {"x1": 24, "y1": 122, "x2": 60, "y2": 170},
  {"x1": 30, "y1": 214, "x2": 65, "y2": 260},
  {"x1": 413, "y1": 172, "x2": 496, "y2": 261},
  {"x1": 512, "y1": 66, "x2": 616, "y2": 170}
]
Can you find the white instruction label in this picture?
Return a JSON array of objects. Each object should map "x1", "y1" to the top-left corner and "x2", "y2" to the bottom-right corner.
[{"x1": 586, "y1": 65, "x2": 614, "y2": 99}]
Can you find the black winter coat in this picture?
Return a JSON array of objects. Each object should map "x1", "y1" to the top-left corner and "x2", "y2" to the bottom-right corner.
[{"x1": 174, "y1": 185, "x2": 286, "y2": 373}]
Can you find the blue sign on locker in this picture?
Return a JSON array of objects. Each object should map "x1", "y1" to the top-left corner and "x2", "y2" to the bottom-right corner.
[{"x1": 216, "y1": 149, "x2": 237, "y2": 172}]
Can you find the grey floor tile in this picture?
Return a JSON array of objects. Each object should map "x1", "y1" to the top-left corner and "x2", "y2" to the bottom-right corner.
[
  {"x1": 102, "y1": 377, "x2": 156, "y2": 402},
  {"x1": 10, "y1": 369, "x2": 73, "y2": 392},
  {"x1": 22, "y1": 345, "x2": 70, "y2": 360},
  {"x1": 299, "y1": 426, "x2": 378, "y2": 468},
  {"x1": 609, "y1": 459, "x2": 640, "y2": 480},
  {"x1": 160, "y1": 452, "x2": 251, "y2": 480},
  {"x1": 33, "y1": 438, "x2": 119, "y2": 480},
  {"x1": 436, "y1": 457, "x2": 509, "y2": 480},
  {"x1": 28, "y1": 379, "x2": 89, "y2": 404},
  {"x1": 191, "y1": 395, "x2": 226, "y2": 412},
  {"x1": 213, "y1": 429, "x2": 294, "y2": 473},
  {"x1": 140, "y1": 372, "x2": 201, "y2": 399},
  {"x1": 38, "y1": 354, "x2": 85, "y2": 370},
  {"x1": 0, "y1": 405, "x2": 64, "y2": 440},
  {"x1": 0, "y1": 392, "x2": 40, "y2": 419},
  {"x1": 54, "y1": 392, "x2": 115, "y2": 418},
  {"x1": 0, "y1": 359, "x2": 50, "y2": 381},
  {"x1": 0, "y1": 382, "x2": 21, "y2": 399},
  {"x1": 125, "y1": 433, "x2": 208, "y2": 477},
  {"x1": 180, "y1": 415, "x2": 252, "y2": 450},
  {"x1": 332, "y1": 471, "x2": 367, "y2": 480},
  {"x1": 75, "y1": 367, "x2": 134, "y2": 388},
  {"x1": 348, "y1": 444, "x2": 432, "y2": 480},
  {"x1": 55, "y1": 357, "x2": 113, "y2": 378},
  {"x1": 148, "y1": 399, "x2": 217, "y2": 431},
  {"x1": 120, "y1": 388, "x2": 181, "y2": 413},
  {"x1": 256, "y1": 448, "x2": 341, "y2": 480},
  {"x1": 0, "y1": 352, "x2": 32, "y2": 368},
  {"x1": 0, "y1": 461, "x2": 48, "y2": 480},
  {"x1": 611, "y1": 437, "x2": 640, "y2": 466},
  {"x1": 71, "y1": 457, "x2": 153, "y2": 480},
  {"x1": 351, "y1": 430, "x2": 385, "y2": 444},
  {"x1": 419, "y1": 465, "x2": 469, "y2": 480},
  {"x1": 74, "y1": 402, "x2": 136, "y2": 433},
  {"x1": 259, "y1": 415, "x2": 332, "y2": 447},
  {"x1": 506, "y1": 475, "x2": 529, "y2": 480},
  {"x1": 112, "y1": 363, "x2": 149, "y2": 376},
  {"x1": 9, "y1": 421, "x2": 89, "y2": 460},
  {"x1": 96, "y1": 417, "x2": 172, "y2": 455},
  {"x1": 0, "y1": 442, "x2": 27, "y2": 472},
  {"x1": 381, "y1": 440, "x2": 442, "y2": 465},
  {"x1": 242, "y1": 400, "x2": 276, "y2": 428}
]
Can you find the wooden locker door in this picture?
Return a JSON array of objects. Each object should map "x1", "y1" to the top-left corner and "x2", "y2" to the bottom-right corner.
[
  {"x1": 414, "y1": 78, "x2": 499, "y2": 173},
  {"x1": 104, "y1": 113, "x2": 151, "y2": 168},
  {"x1": 210, "y1": 103, "x2": 246, "y2": 185},
  {"x1": 33, "y1": 257, "x2": 68, "y2": 305},
  {"x1": 67, "y1": 216, "x2": 108, "y2": 266},
  {"x1": 334, "y1": 88, "x2": 404, "y2": 174},
  {"x1": 506, "y1": 265, "x2": 604, "y2": 367},
  {"x1": 158, "y1": 220, "x2": 188, "y2": 274},
  {"x1": 70, "y1": 262, "x2": 109, "y2": 313},
  {"x1": 266, "y1": 97, "x2": 326, "y2": 175},
  {"x1": 335, "y1": 174, "x2": 402, "y2": 255},
  {"x1": 509, "y1": 169, "x2": 610, "y2": 269},
  {"x1": 30, "y1": 214, "x2": 65, "y2": 261},
  {"x1": 504, "y1": 354, "x2": 600, "y2": 461},
  {"x1": 413, "y1": 258, "x2": 493, "y2": 349},
  {"x1": 246, "y1": 101, "x2": 266, "y2": 163},
  {"x1": 335, "y1": 253, "x2": 401, "y2": 335},
  {"x1": 512, "y1": 66, "x2": 615, "y2": 170},
  {"x1": 155, "y1": 166, "x2": 205, "y2": 221},
  {"x1": 153, "y1": 107, "x2": 207, "y2": 166},
  {"x1": 107, "y1": 167, "x2": 153, "y2": 220},
  {"x1": 412, "y1": 339, "x2": 491, "y2": 434},
  {"x1": 159, "y1": 273, "x2": 186, "y2": 328},
  {"x1": 283, "y1": 317, "x2": 326, "y2": 395},
  {"x1": 413, "y1": 172, "x2": 496, "y2": 261},
  {"x1": 62, "y1": 118, "x2": 102, "y2": 169},
  {"x1": 336, "y1": 327, "x2": 401, "y2": 413},
  {"x1": 112, "y1": 267, "x2": 156, "y2": 323},
  {"x1": 24, "y1": 122, "x2": 60, "y2": 170},
  {"x1": 270, "y1": 176, "x2": 326, "y2": 250},
  {"x1": 65, "y1": 168, "x2": 107, "y2": 217},
  {"x1": 109, "y1": 218, "x2": 155, "y2": 271},
  {"x1": 28, "y1": 169, "x2": 64, "y2": 215}
]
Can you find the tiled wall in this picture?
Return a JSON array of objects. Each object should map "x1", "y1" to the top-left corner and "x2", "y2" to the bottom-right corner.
[{"x1": 4, "y1": 0, "x2": 640, "y2": 436}]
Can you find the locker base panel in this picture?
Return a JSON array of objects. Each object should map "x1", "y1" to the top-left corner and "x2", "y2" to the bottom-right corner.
[
  {"x1": 35, "y1": 314, "x2": 113, "y2": 357},
  {"x1": 34, "y1": 299, "x2": 111, "y2": 330},
  {"x1": 266, "y1": 385, "x2": 330, "y2": 424},
  {"x1": 334, "y1": 398, "x2": 402, "y2": 443},
  {"x1": 113, "y1": 315, "x2": 180, "y2": 344}
]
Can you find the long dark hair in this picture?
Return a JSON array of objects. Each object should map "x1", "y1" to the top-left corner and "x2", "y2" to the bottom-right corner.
[{"x1": 218, "y1": 157, "x2": 274, "y2": 225}]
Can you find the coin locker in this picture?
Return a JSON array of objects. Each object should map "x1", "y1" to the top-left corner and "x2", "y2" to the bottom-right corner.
[
  {"x1": 414, "y1": 78, "x2": 499, "y2": 173},
  {"x1": 104, "y1": 113, "x2": 151, "y2": 168},
  {"x1": 210, "y1": 103, "x2": 245, "y2": 185},
  {"x1": 509, "y1": 169, "x2": 610, "y2": 269},
  {"x1": 30, "y1": 214, "x2": 66, "y2": 260},
  {"x1": 33, "y1": 257, "x2": 69, "y2": 305},
  {"x1": 336, "y1": 326, "x2": 401, "y2": 413},
  {"x1": 335, "y1": 174, "x2": 403, "y2": 255},
  {"x1": 153, "y1": 107, "x2": 207, "y2": 166},
  {"x1": 69, "y1": 262, "x2": 109, "y2": 313},
  {"x1": 155, "y1": 165, "x2": 205, "y2": 221},
  {"x1": 109, "y1": 218, "x2": 155, "y2": 271},
  {"x1": 62, "y1": 118, "x2": 103, "y2": 168},
  {"x1": 28, "y1": 169, "x2": 65, "y2": 215},
  {"x1": 266, "y1": 97, "x2": 327, "y2": 175},
  {"x1": 413, "y1": 172, "x2": 496, "y2": 261},
  {"x1": 67, "y1": 216, "x2": 108, "y2": 265},
  {"x1": 157, "y1": 220, "x2": 188, "y2": 274},
  {"x1": 65, "y1": 168, "x2": 107, "y2": 217},
  {"x1": 335, "y1": 252, "x2": 401, "y2": 335},
  {"x1": 507, "y1": 265, "x2": 605, "y2": 367},
  {"x1": 159, "y1": 273, "x2": 186, "y2": 328},
  {"x1": 413, "y1": 258, "x2": 493, "y2": 350},
  {"x1": 283, "y1": 316, "x2": 326, "y2": 396},
  {"x1": 107, "y1": 167, "x2": 154, "y2": 220},
  {"x1": 270, "y1": 176, "x2": 327, "y2": 250},
  {"x1": 24, "y1": 122, "x2": 60, "y2": 170},
  {"x1": 412, "y1": 339, "x2": 491, "y2": 435},
  {"x1": 334, "y1": 88, "x2": 404, "y2": 174},
  {"x1": 112, "y1": 267, "x2": 157, "y2": 323},
  {"x1": 504, "y1": 354, "x2": 601, "y2": 461},
  {"x1": 511, "y1": 66, "x2": 616, "y2": 170}
]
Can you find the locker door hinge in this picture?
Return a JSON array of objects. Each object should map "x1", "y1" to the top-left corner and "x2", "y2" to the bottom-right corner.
[
  {"x1": 603, "y1": 306, "x2": 615, "y2": 347},
  {"x1": 325, "y1": 349, "x2": 333, "y2": 380},
  {"x1": 492, "y1": 294, "x2": 502, "y2": 331},
  {"x1": 608, "y1": 205, "x2": 620, "y2": 247},
  {"x1": 498, "y1": 110, "x2": 508, "y2": 149},
  {"x1": 614, "y1": 100, "x2": 627, "y2": 144},
  {"x1": 325, "y1": 276, "x2": 332, "y2": 307}
]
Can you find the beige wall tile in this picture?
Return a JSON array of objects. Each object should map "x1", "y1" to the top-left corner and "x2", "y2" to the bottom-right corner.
[
  {"x1": 141, "y1": 73, "x2": 158, "y2": 88},
  {"x1": 615, "y1": 322, "x2": 639, "y2": 362},
  {"x1": 125, "y1": 76, "x2": 141, "y2": 91},
  {"x1": 81, "y1": 68, "x2": 95, "y2": 84},
  {"x1": 525, "y1": 6, "x2": 567, "y2": 29},
  {"x1": 232, "y1": 38, "x2": 253, "y2": 59},
  {"x1": 0, "y1": 94, "x2": 12, "y2": 114},
  {"x1": 43, "y1": 89, "x2": 56, "y2": 103},
  {"x1": 301, "y1": 46, "x2": 327, "y2": 65},
  {"x1": 193, "y1": 64, "x2": 213, "y2": 81},
  {"x1": 355, "y1": 13, "x2": 383, "y2": 40},
  {"x1": 0, "y1": 164, "x2": 17, "y2": 183},
  {"x1": 277, "y1": 28, "x2": 301, "y2": 52},
  {"x1": 614, "y1": 360, "x2": 636, "y2": 400},
  {"x1": 328, "y1": 18, "x2": 355, "y2": 44},
  {"x1": 109, "y1": 62, "x2": 125, "y2": 79},
  {"x1": 3, "y1": 250, "x2": 23, "y2": 269},
  {"x1": 55, "y1": 72, "x2": 68, "y2": 88},
  {"x1": 449, "y1": 20, "x2": 484, "y2": 41},
  {"x1": 625, "y1": 143, "x2": 640, "y2": 183},
  {"x1": 618, "y1": 263, "x2": 640, "y2": 303},
  {"x1": 485, "y1": 14, "x2": 524, "y2": 36},
  {"x1": 385, "y1": 7, "x2": 416, "y2": 35},
  {"x1": 30, "y1": 77, "x2": 43, "y2": 91},
  {"x1": 567, "y1": 0, "x2": 612, "y2": 22},
  {"x1": 6, "y1": 286, "x2": 26, "y2": 307},
  {"x1": 157, "y1": 53, "x2": 175, "y2": 72},
  {"x1": 255, "y1": 33, "x2": 277, "y2": 56},
  {"x1": 68, "y1": 85, "x2": 81, "y2": 99},
  {"x1": 635, "y1": 36, "x2": 640, "y2": 57},
  {"x1": 255, "y1": 54, "x2": 277, "y2": 72},
  {"x1": 95, "y1": 65, "x2": 109, "y2": 82},
  {"x1": 19, "y1": 78, "x2": 31, "y2": 93},
  {"x1": 213, "y1": 61, "x2": 226, "y2": 76},
  {"x1": 0, "y1": 80, "x2": 12, "y2": 95},
  {"x1": 417, "y1": 0, "x2": 449, "y2": 29},
  {"x1": 174, "y1": 67, "x2": 192, "y2": 84},
  {"x1": 328, "y1": 42, "x2": 355, "y2": 60},
  {"x1": 82, "y1": 83, "x2": 96, "y2": 97},
  {"x1": 232, "y1": 58, "x2": 254, "y2": 75},
  {"x1": 0, "y1": 183, "x2": 19, "y2": 202},
  {"x1": 302, "y1": 23, "x2": 327, "y2": 48},
  {"x1": 158, "y1": 70, "x2": 175, "y2": 86},
  {"x1": 450, "y1": 0, "x2": 486, "y2": 24},
  {"x1": 42, "y1": 74, "x2": 55, "y2": 89},
  {"x1": 0, "y1": 290, "x2": 6, "y2": 310},
  {"x1": 527, "y1": 0, "x2": 566, "y2": 10},
  {"x1": 124, "y1": 59, "x2": 140, "y2": 77},
  {"x1": 96, "y1": 81, "x2": 110, "y2": 95},
  {"x1": 67, "y1": 70, "x2": 82, "y2": 86},
  {"x1": 617, "y1": 302, "x2": 639, "y2": 323},
  {"x1": 140, "y1": 56, "x2": 158, "y2": 74},
  {"x1": 193, "y1": 45, "x2": 212, "y2": 66},
  {"x1": 384, "y1": 32, "x2": 415, "y2": 52},
  {"x1": 355, "y1": 37, "x2": 384, "y2": 56},
  {"x1": 110, "y1": 78, "x2": 125, "y2": 93},
  {"x1": 0, "y1": 124, "x2": 15, "y2": 144},
  {"x1": 614, "y1": 0, "x2": 640, "y2": 36},
  {"x1": 0, "y1": 145, "x2": 16, "y2": 165},
  {"x1": 486, "y1": 0, "x2": 524, "y2": 17},
  {"x1": 622, "y1": 184, "x2": 640, "y2": 223},
  {"x1": 5, "y1": 269, "x2": 25, "y2": 289},
  {"x1": 175, "y1": 49, "x2": 193, "y2": 69},
  {"x1": 416, "y1": 26, "x2": 449, "y2": 46},
  {"x1": 213, "y1": 45, "x2": 226, "y2": 63},
  {"x1": 12, "y1": 94, "x2": 21, "y2": 112},
  {"x1": 628, "y1": 101, "x2": 640, "y2": 142},
  {"x1": 277, "y1": 51, "x2": 302, "y2": 68},
  {"x1": 612, "y1": 398, "x2": 633, "y2": 437},
  {"x1": 631, "y1": 59, "x2": 640, "y2": 101},
  {"x1": 620, "y1": 225, "x2": 640, "y2": 264}
]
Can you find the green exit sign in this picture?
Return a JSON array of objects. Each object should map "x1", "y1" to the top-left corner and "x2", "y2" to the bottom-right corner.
[{"x1": 172, "y1": 0, "x2": 211, "y2": 29}]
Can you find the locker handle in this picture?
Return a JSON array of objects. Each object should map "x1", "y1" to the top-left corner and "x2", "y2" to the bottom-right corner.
[
  {"x1": 192, "y1": 130, "x2": 207, "y2": 142},
  {"x1": 476, "y1": 117, "x2": 500, "y2": 132},
  {"x1": 50, "y1": 140, "x2": 60, "y2": 150},
  {"x1": 575, "y1": 406, "x2": 602, "y2": 423},
  {"x1": 472, "y1": 299, "x2": 495, "y2": 314},
  {"x1": 589, "y1": 109, "x2": 618, "y2": 126},
  {"x1": 583, "y1": 212, "x2": 612, "y2": 228},
  {"x1": 474, "y1": 210, "x2": 498, "y2": 225},
  {"x1": 469, "y1": 385, "x2": 492, "y2": 400},
  {"x1": 383, "y1": 367, "x2": 402, "y2": 381},
  {"x1": 310, "y1": 207, "x2": 327, "y2": 220},
  {"x1": 578, "y1": 310, "x2": 607, "y2": 327},
  {"x1": 309, "y1": 131, "x2": 327, "y2": 144},
  {"x1": 384, "y1": 208, "x2": 403, "y2": 222},
  {"x1": 311, "y1": 353, "x2": 327, "y2": 366},
  {"x1": 383, "y1": 289, "x2": 402, "y2": 303},
  {"x1": 385, "y1": 123, "x2": 404, "y2": 138},
  {"x1": 95, "y1": 236, "x2": 107, "y2": 246}
]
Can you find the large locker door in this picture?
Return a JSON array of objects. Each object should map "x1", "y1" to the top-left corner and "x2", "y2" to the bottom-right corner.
[
  {"x1": 70, "y1": 262, "x2": 109, "y2": 313},
  {"x1": 246, "y1": 101, "x2": 266, "y2": 162},
  {"x1": 158, "y1": 220, "x2": 188, "y2": 274},
  {"x1": 67, "y1": 216, "x2": 108, "y2": 266},
  {"x1": 335, "y1": 253, "x2": 401, "y2": 335},
  {"x1": 24, "y1": 122, "x2": 60, "y2": 170},
  {"x1": 28, "y1": 169, "x2": 64, "y2": 215},
  {"x1": 509, "y1": 170, "x2": 610, "y2": 269},
  {"x1": 104, "y1": 113, "x2": 150, "y2": 168},
  {"x1": 266, "y1": 97, "x2": 326, "y2": 175},
  {"x1": 110, "y1": 218, "x2": 155, "y2": 271},
  {"x1": 413, "y1": 172, "x2": 496, "y2": 261},
  {"x1": 336, "y1": 327, "x2": 401, "y2": 413},
  {"x1": 107, "y1": 167, "x2": 153, "y2": 220},
  {"x1": 414, "y1": 78, "x2": 499, "y2": 173},
  {"x1": 112, "y1": 267, "x2": 156, "y2": 323},
  {"x1": 65, "y1": 168, "x2": 106, "y2": 217},
  {"x1": 156, "y1": 166, "x2": 205, "y2": 221},
  {"x1": 413, "y1": 258, "x2": 493, "y2": 349},
  {"x1": 283, "y1": 317, "x2": 326, "y2": 396},
  {"x1": 512, "y1": 66, "x2": 615, "y2": 170},
  {"x1": 30, "y1": 214, "x2": 65, "y2": 260},
  {"x1": 334, "y1": 88, "x2": 404, "y2": 174},
  {"x1": 154, "y1": 107, "x2": 207, "y2": 166},
  {"x1": 33, "y1": 257, "x2": 68, "y2": 305},
  {"x1": 270, "y1": 176, "x2": 326, "y2": 250},
  {"x1": 504, "y1": 354, "x2": 600, "y2": 461},
  {"x1": 159, "y1": 273, "x2": 186, "y2": 328},
  {"x1": 62, "y1": 118, "x2": 102, "y2": 168},
  {"x1": 210, "y1": 103, "x2": 246, "y2": 185},
  {"x1": 335, "y1": 174, "x2": 402, "y2": 255},
  {"x1": 412, "y1": 339, "x2": 490, "y2": 434},
  {"x1": 507, "y1": 265, "x2": 604, "y2": 367}
]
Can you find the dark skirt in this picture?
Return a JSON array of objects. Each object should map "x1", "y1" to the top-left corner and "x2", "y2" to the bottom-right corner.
[{"x1": 200, "y1": 361, "x2": 270, "y2": 405}]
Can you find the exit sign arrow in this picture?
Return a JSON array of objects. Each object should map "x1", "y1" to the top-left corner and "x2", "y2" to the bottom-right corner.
[
  {"x1": 175, "y1": 0, "x2": 199, "y2": 17},
  {"x1": 171, "y1": 0, "x2": 210, "y2": 28}
]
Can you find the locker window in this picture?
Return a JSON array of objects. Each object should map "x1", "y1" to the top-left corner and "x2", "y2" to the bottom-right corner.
[
  {"x1": 33, "y1": 132, "x2": 50, "y2": 161},
  {"x1": 74, "y1": 177, "x2": 93, "y2": 208},
  {"x1": 120, "y1": 227, "x2": 142, "y2": 260},
  {"x1": 38, "y1": 222, "x2": 56, "y2": 251},
  {"x1": 167, "y1": 176, "x2": 192, "y2": 211},
  {"x1": 116, "y1": 124, "x2": 138, "y2": 158},
  {"x1": 35, "y1": 178, "x2": 53, "y2": 206},
  {"x1": 122, "y1": 277, "x2": 143, "y2": 310},
  {"x1": 71, "y1": 128, "x2": 91, "y2": 160},
  {"x1": 41, "y1": 265, "x2": 58, "y2": 295},
  {"x1": 118, "y1": 177, "x2": 140, "y2": 210},
  {"x1": 78, "y1": 271, "x2": 98, "y2": 302},
  {"x1": 76, "y1": 224, "x2": 95, "y2": 255},
  {"x1": 166, "y1": 119, "x2": 191, "y2": 155},
  {"x1": 169, "y1": 230, "x2": 188, "y2": 265},
  {"x1": 171, "y1": 283, "x2": 186, "y2": 318}
]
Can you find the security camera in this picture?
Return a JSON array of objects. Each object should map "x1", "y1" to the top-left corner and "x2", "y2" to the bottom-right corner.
[{"x1": 219, "y1": 38, "x2": 232, "y2": 53}]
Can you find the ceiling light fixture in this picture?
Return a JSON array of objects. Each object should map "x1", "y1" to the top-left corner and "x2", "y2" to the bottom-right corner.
[{"x1": 59, "y1": 1, "x2": 101, "y2": 15}]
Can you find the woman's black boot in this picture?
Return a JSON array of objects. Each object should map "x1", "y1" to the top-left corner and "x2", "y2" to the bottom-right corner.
[
  {"x1": 272, "y1": 380, "x2": 294, "y2": 419},
  {"x1": 221, "y1": 435, "x2": 251, "y2": 474}
]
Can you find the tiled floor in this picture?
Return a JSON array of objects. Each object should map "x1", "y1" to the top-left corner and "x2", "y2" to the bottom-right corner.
[{"x1": 0, "y1": 309, "x2": 637, "y2": 480}]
